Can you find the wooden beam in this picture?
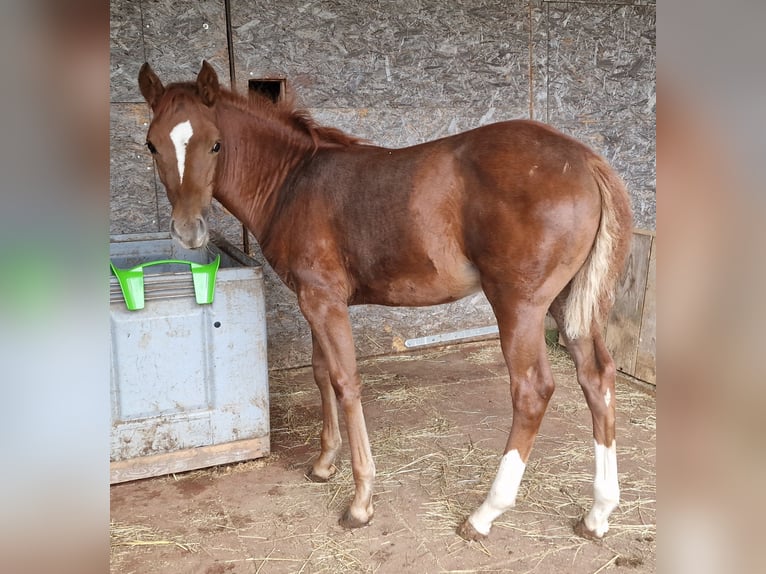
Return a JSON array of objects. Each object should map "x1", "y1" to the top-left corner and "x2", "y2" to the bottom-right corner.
[{"x1": 110, "y1": 436, "x2": 270, "y2": 484}]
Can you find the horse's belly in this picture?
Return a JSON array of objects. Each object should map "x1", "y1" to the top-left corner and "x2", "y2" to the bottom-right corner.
[{"x1": 358, "y1": 257, "x2": 482, "y2": 307}]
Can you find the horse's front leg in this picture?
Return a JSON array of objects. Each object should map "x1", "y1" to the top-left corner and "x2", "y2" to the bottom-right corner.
[
  {"x1": 307, "y1": 333, "x2": 342, "y2": 482},
  {"x1": 298, "y1": 289, "x2": 375, "y2": 528}
]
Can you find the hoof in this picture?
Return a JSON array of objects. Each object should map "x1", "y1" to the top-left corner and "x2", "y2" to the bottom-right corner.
[
  {"x1": 339, "y1": 508, "x2": 371, "y2": 530},
  {"x1": 456, "y1": 519, "x2": 487, "y2": 542},
  {"x1": 305, "y1": 465, "x2": 336, "y2": 483},
  {"x1": 573, "y1": 518, "x2": 603, "y2": 541}
]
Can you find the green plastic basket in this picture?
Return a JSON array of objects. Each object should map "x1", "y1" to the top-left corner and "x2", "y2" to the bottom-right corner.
[{"x1": 110, "y1": 255, "x2": 221, "y2": 311}]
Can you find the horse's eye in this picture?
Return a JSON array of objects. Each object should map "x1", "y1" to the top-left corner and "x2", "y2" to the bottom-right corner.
[
  {"x1": 211, "y1": 141, "x2": 221, "y2": 153},
  {"x1": 146, "y1": 141, "x2": 157, "y2": 154}
]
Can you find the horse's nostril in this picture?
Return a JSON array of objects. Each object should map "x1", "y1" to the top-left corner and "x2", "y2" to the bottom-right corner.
[{"x1": 196, "y1": 217, "x2": 207, "y2": 236}]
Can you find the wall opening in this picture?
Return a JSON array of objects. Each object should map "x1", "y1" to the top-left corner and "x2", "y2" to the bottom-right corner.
[{"x1": 248, "y1": 79, "x2": 285, "y2": 103}]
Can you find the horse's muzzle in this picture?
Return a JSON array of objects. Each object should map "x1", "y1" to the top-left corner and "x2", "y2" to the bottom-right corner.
[{"x1": 170, "y1": 216, "x2": 208, "y2": 249}]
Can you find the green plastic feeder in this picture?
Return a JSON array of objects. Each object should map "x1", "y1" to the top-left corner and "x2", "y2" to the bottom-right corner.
[{"x1": 110, "y1": 255, "x2": 221, "y2": 311}]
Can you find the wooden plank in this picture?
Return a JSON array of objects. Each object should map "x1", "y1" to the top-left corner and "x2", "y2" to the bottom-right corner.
[
  {"x1": 110, "y1": 436, "x2": 270, "y2": 484},
  {"x1": 605, "y1": 232, "x2": 652, "y2": 377},
  {"x1": 634, "y1": 235, "x2": 656, "y2": 384}
]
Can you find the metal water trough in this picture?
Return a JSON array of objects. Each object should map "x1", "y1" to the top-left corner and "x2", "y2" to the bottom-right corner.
[{"x1": 109, "y1": 232, "x2": 269, "y2": 483}]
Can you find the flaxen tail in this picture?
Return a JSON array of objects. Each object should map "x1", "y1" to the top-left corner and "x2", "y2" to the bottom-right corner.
[{"x1": 564, "y1": 155, "x2": 633, "y2": 340}]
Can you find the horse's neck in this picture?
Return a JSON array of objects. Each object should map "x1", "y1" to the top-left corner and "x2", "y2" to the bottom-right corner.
[{"x1": 213, "y1": 102, "x2": 311, "y2": 244}]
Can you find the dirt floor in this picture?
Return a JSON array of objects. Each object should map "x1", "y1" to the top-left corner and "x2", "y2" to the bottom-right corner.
[{"x1": 110, "y1": 340, "x2": 656, "y2": 573}]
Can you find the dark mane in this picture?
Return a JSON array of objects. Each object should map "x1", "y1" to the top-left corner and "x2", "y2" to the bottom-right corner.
[
  {"x1": 289, "y1": 107, "x2": 366, "y2": 149},
  {"x1": 155, "y1": 82, "x2": 367, "y2": 149},
  {"x1": 232, "y1": 88, "x2": 365, "y2": 149},
  {"x1": 161, "y1": 81, "x2": 364, "y2": 150}
]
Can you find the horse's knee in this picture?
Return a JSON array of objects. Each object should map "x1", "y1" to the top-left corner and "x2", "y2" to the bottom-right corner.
[
  {"x1": 335, "y1": 383, "x2": 361, "y2": 407},
  {"x1": 321, "y1": 364, "x2": 361, "y2": 404}
]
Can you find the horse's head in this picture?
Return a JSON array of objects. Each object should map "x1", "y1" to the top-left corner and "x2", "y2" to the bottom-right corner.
[{"x1": 138, "y1": 61, "x2": 222, "y2": 249}]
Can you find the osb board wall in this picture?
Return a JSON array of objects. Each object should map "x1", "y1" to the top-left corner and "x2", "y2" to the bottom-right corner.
[{"x1": 110, "y1": 0, "x2": 655, "y2": 370}]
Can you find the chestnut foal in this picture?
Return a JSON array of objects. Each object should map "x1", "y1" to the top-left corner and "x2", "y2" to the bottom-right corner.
[{"x1": 138, "y1": 61, "x2": 632, "y2": 540}]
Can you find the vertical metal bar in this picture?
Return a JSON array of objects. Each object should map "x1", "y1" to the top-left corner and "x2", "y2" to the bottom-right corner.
[
  {"x1": 223, "y1": 0, "x2": 251, "y2": 255},
  {"x1": 528, "y1": 2, "x2": 534, "y2": 120},
  {"x1": 223, "y1": 0, "x2": 236, "y2": 89}
]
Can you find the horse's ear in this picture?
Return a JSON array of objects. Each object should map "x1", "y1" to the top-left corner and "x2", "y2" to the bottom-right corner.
[
  {"x1": 138, "y1": 62, "x2": 164, "y2": 110},
  {"x1": 196, "y1": 60, "x2": 219, "y2": 106}
]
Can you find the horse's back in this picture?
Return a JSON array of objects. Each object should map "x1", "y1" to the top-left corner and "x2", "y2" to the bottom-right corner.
[{"x1": 454, "y1": 120, "x2": 601, "y2": 191}]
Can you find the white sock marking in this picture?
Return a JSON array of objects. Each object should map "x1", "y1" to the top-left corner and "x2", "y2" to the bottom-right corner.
[
  {"x1": 170, "y1": 120, "x2": 193, "y2": 184},
  {"x1": 584, "y1": 440, "x2": 620, "y2": 537},
  {"x1": 468, "y1": 449, "x2": 526, "y2": 536}
]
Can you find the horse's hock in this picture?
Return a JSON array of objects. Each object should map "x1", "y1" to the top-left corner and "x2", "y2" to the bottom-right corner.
[{"x1": 109, "y1": 232, "x2": 270, "y2": 483}]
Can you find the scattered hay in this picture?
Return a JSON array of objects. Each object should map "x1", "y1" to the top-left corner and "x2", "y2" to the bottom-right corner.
[
  {"x1": 464, "y1": 345, "x2": 502, "y2": 366},
  {"x1": 269, "y1": 375, "x2": 323, "y2": 447},
  {"x1": 317, "y1": 416, "x2": 461, "y2": 514},
  {"x1": 167, "y1": 455, "x2": 280, "y2": 483},
  {"x1": 221, "y1": 530, "x2": 380, "y2": 574},
  {"x1": 362, "y1": 372, "x2": 401, "y2": 386},
  {"x1": 112, "y1": 340, "x2": 655, "y2": 573},
  {"x1": 418, "y1": 427, "x2": 656, "y2": 545},
  {"x1": 375, "y1": 386, "x2": 422, "y2": 409},
  {"x1": 371, "y1": 382, "x2": 445, "y2": 414},
  {"x1": 419, "y1": 443, "x2": 508, "y2": 535},
  {"x1": 304, "y1": 532, "x2": 378, "y2": 574},
  {"x1": 358, "y1": 347, "x2": 453, "y2": 365},
  {"x1": 110, "y1": 521, "x2": 199, "y2": 553},
  {"x1": 296, "y1": 344, "x2": 655, "y2": 549}
]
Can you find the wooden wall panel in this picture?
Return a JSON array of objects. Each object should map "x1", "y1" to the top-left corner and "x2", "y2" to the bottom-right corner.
[
  {"x1": 606, "y1": 233, "x2": 652, "y2": 374},
  {"x1": 634, "y1": 234, "x2": 656, "y2": 384},
  {"x1": 606, "y1": 231, "x2": 652, "y2": 376},
  {"x1": 558, "y1": 230, "x2": 656, "y2": 387}
]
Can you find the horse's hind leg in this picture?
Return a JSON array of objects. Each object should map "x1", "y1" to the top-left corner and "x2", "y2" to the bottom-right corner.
[
  {"x1": 458, "y1": 298, "x2": 555, "y2": 541},
  {"x1": 307, "y1": 334, "x2": 342, "y2": 482},
  {"x1": 549, "y1": 296, "x2": 620, "y2": 539}
]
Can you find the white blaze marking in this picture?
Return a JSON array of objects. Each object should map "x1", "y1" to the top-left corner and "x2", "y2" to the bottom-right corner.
[
  {"x1": 170, "y1": 120, "x2": 193, "y2": 184},
  {"x1": 604, "y1": 388, "x2": 612, "y2": 408},
  {"x1": 467, "y1": 449, "x2": 526, "y2": 536},
  {"x1": 584, "y1": 440, "x2": 620, "y2": 537}
]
